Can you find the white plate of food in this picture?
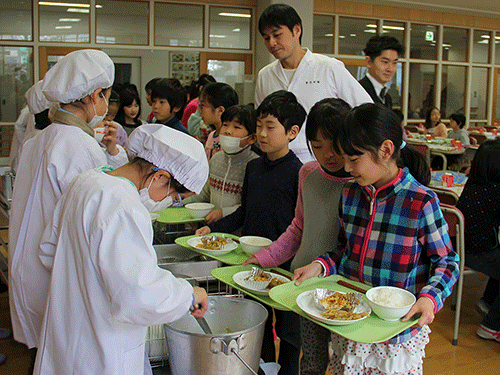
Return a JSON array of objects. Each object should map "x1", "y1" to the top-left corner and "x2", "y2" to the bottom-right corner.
[
  {"x1": 296, "y1": 289, "x2": 371, "y2": 325},
  {"x1": 187, "y1": 236, "x2": 238, "y2": 255},
  {"x1": 233, "y1": 270, "x2": 291, "y2": 296}
]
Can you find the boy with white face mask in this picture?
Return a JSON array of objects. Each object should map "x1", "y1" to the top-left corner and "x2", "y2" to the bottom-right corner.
[{"x1": 183, "y1": 105, "x2": 259, "y2": 224}]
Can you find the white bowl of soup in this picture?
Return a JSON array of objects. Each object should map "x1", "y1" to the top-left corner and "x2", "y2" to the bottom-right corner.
[
  {"x1": 185, "y1": 203, "x2": 214, "y2": 218},
  {"x1": 239, "y1": 236, "x2": 272, "y2": 256}
]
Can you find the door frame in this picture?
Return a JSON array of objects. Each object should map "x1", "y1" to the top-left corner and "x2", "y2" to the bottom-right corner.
[
  {"x1": 39, "y1": 47, "x2": 100, "y2": 78},
  {"x1": 199, "y1": 52, "x2": 252, "y2": 76}
]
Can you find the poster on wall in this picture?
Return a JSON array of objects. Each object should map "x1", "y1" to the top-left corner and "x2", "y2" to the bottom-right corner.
[{"x1": 170, "y1": 52, "x2": 200, "y2": 86}]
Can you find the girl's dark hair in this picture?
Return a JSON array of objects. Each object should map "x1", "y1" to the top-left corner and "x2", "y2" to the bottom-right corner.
[
  {"x1": 200, "y1": 82, "x2": 238, "y2": 110},
  {"x1": 256, "y1": 90, "x2": 306, "y2": 134},
  {"x1": 305, "y1": 98, "x2": 351, "y2": 154},
  {"x1": 145, "y1": 78, "x2": 161, "y2": 92},
  {"x1": 468, "y1": 140, "x2": 500, "y2": 184},
  {"x1": 115, "y1": 87, "x2": 142, "y2": 127},
  {"x1": 334, "y1": 103, "x2": 431, "y2": 186},
  {"x1": 196, "y1": 74, "x2": 216, "y2": 96},
  {"x1": 424, "y1": 107, "x2": 441, "y2": 129},
  {"x1": 34, "y1": 109, "x2": 51, "y2": 130},
  {"x1": 130, "y1": 157, "x2": 189, "y2": 193},
  {"x1": 449, "y1": 112, "x2": 466, "y2": 129},
  {"x1": 221, "y1": 104, "x2": 257, "y2": 135},
  {"x1": 258, "y1": 4, "x2": 302, "y2": 44},
  {"x1": 108, "y1": 90, "x2": 120, "y2": 105}
]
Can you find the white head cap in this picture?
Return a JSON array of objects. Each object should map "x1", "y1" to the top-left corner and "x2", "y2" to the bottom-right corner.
[
  {"x1": 128, "y1": 124, "x2": 208, "y2": 194},
  {"x1": 41, "y1": 49, "x2": 114, "y2": 103},
  {"x1": 25, "y1": 80, "x2": 52, "y2": 114}
]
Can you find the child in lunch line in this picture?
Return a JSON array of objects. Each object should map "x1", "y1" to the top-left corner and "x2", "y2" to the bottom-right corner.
[
  {"x1": 196, "y1": 90, "x2": 306, "y2": 375},
  {"x1": 151, "y1": 78, "x2": 189, "y2": 135},
  {"x1": 456, "y1": 140, "x2": 500, "y2": 343},
  {"x1": 115, "y1": 86, "x2": 146, "y2": 136},
  {"x1": 294, "y1": 103, "x2": 459, "y2": 375},
  {"x1": 183, "y1": 105, "x2": 259, "y2": 224},
  {"x1": 243, "y1": 98, "x2": 353, "y2": 375},
  {"x1": 92, "y1": 89, "x2": 128, "y2": 148},
  {"x1": 145, "y1": 77, "x2": 161, "y2": 123},
  {"x1": 198, "y1": 82, "x2": 239, "y2": 160}
]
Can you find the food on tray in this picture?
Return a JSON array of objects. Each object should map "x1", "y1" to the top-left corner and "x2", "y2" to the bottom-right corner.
[
  {"x1": 246, "y1": 271, "x2": 271, "y2": 282},
  {"x1": 320, "y1": 310, "x2": 370, "y2": 320},
  {"x1": 196, "y1": 236, "x2": 228, "y2": 250},
  {"x1": 267, "y1": 277, "x2": 287, "y2": 289},
  {"x1": 320, "y1": 292, "x2": 353, "y2": 311},
  {"x1": 370, "y1": 288, "x2": 408, "y2": 307}
]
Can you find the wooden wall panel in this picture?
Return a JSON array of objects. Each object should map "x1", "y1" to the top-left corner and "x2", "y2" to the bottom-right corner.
[
  {"x1": 372, "y1": 5, "x2": 408, "y2": 21},
  {"x1": 335, "y1": 1, "x2": 373, "y2": 17}
]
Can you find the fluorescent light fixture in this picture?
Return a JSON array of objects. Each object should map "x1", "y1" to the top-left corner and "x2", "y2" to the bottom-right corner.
[
  {"x1": 481, "y1": 35, "x2": 490, "y2": 38},
  {"x1": 55, "y1": 25, "x2": 72, "y2": 29},
  {"x1": 339, "y1": 35, "x2": 345, "y2": 39},
  {"x1": 350, "y1": 34, "x2": 356, "y2": 37},
  {"x1": 209, "y1": 34, "x2": 226, "y2": 38},
  {"x1": 59, "y1": 18, "x2": 80, "y2": 22},
  {"x1": 232, "y1": 28, "x2": 240, "y2": 32},
  {"x1": 324, "y1": 33, "x2": 333, "y2": 37},
  {"x1": 366, "y1": 24, "x2": 377, "y2": 28},
  {"x1": 364, "y1": 29, "x2": 376, "y2": 33},
  {"x1": 218, "y1": 12, "x2": 250, "y2": 18},
  {"x1": 67, "y1": 8, "x2": 89, "y2": 13},
  {"x1": 39, "y1": 2, "x2": 102, "y2": 8},
  {"x1": 366, "y1": 24, "x2": 404, "y2": 31}
]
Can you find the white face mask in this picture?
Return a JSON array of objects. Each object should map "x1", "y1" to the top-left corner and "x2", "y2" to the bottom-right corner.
[
  {"x1": 219, "y1": 134, "x2": 251, "y2": 154},
  {"x1": 88, "y1": 93, "x2": 108, "y2": 128},
  {"x1": 139, "y1": 177, "x2": 173, "y2": 212}
]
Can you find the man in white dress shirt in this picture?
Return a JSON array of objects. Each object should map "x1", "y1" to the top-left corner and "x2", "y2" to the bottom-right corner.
[{"x1": 254, "y1": 3, "x2": 372, "y2": 163}]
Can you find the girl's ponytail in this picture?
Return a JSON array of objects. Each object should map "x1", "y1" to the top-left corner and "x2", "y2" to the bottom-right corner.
[{"x1": 398, "y1": 144, "x2": 431, "y2": 186}]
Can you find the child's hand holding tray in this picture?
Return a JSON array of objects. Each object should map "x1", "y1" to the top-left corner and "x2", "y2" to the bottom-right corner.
[{"x1": 268, "y1": 274, "x2": 419, "y2": 343}]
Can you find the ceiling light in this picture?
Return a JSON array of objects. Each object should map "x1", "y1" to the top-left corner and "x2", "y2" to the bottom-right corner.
[
  {"x1": 364, "y1": 29, "x2": 376, "y2": 33},
  {"x1": 210, "y1": 34, "x2": 226, "y2": 38},
  {"x1": 232, "y1": 28, "x2": 240, "y2": 32},
  {"x1": 324, "y1": 33, "x2": 333, "y2": 37},
  {"x1": 442, "y1": 43, "x2": 451, "y2": 47},
  {"x1": 481, "y1": 35, "x2": 490, "y2": 38},
  {"x1": 59, "y1": 18, "x2": 80, "y2": 22},
  {"x1": 366, "y1": 24, "x2": 377, "y2": 28},
  {"x1": 67, "y1": 8, "x2": 89, "y2": 13},
  {"x1": 218, "y1": 12, "x2": 250, "y2": 18},
  {"x1": 39, "y1": 2, "x2": 102, "y2": 8},
  {"x1": 350, "y1": 34, "x2": 356, "y2": 37},
  {"x1": 382, "y1": 25, "x2": 405, "y2": 31},
  {"x1": 339, "y1": 35, "x2": 345, "y2": 39},
  {"x1": 55, "y1": 25, "x2": 72, "y2": 29}
]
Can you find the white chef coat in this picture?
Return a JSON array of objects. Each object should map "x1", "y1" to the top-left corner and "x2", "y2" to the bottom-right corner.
[
  {"x1": 34, "y1": 168, "x2": 194, "y2": 375},
  {"x1": 255, "y1": 48, "x2": 373, "y2": 163},
  {"x1": 10, "y1": 106, "x2": 30, "y2": 174},
  {"x1": 8, "y1": 123, "x2": 128, "y2": 348}
]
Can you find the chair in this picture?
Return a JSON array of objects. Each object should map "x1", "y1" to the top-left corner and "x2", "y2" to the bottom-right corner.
[
  {"x1": 468, "y1": 136, "x2": 478, "y2": 145},
  {"x1": 407, "y1": 140, "x2": 431, "y2": 166},
  {"x1": 440, "y1": 204, "x2": 476, "y2": 345},
  {"x1": 431, "y1": 186, "x2": 459, "y2": 205},
  {"x1": 469, "y1": 133, "x2": 487, "y2": 145},
  {"x1": 405, "y1": 125, "x2": 418, "y2": 133}
]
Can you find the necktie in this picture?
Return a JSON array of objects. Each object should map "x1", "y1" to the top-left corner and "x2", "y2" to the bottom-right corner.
[{"x1": 380, "y1": 87, "x2": 387, "y2": 101}]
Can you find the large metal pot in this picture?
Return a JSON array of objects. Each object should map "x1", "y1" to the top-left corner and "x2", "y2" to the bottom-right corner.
[{"x1": 165, "y1": 296, "x2": 268, "y2": 375}]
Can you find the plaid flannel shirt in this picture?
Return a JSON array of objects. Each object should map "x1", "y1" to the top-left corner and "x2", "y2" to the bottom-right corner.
[{"x1": 317, "y1": 168, "x2": 459, "y2": 344}]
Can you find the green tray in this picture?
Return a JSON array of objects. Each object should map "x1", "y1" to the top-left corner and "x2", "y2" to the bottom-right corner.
[
  {"x1": 211, "y1": 265, "x2": 293, "y2": 311},
  {"x1": 269, "y1": 275, "x2": 419, "y2": 343},
  {"x1": 175, "y1": 233, "x2": 248, "y2": 265},
  {"x1": 155, "y1": 207, "x2": 205, "y2": 224}
]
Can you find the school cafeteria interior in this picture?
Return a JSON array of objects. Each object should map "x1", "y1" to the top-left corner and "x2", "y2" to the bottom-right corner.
[{"x1": 1, "y1": 0, "x2": 500, "y2": 374}]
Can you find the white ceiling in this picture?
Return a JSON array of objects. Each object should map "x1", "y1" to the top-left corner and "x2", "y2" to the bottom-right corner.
[{"x1": 360, "y1": 0, "x2": 500, "y2": 19}]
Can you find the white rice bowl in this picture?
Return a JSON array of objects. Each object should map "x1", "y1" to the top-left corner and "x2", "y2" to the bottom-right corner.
[{"x1": 365, "y1": 286, "x2": 416, "y2": 321}]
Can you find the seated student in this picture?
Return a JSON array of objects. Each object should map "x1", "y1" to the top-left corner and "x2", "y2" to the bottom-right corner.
[
  {"x1": 145, "y1": 77, "x2": 161, "y2": 123},
  {"x1": 196, "y1": 90, "x2": 307, "y2": 375},
  {"x1": 115, "y1": 86, "x2": 146, "y2": 136},
  {"x1": 456, "y1": 140, "x2": 500, "y2": 342},
  {"x1": 448, "y1": 112, "x2": 470, "y2": 145},
  {"x1": 198, "y1": 82, "x2": 239, "y2": 160},
  {"x1": 243, "y1": 98, "x2": 352, "y2": 375},
  {"x1": 183, "y1": 104, "x2": 259, "y2": 223},
  {"x1": 150, "y1": 78, "x2": 189, "y2": 135}
]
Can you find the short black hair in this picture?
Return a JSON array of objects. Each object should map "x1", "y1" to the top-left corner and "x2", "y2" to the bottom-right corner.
[
  {"x1": 363, "y1": 35, "x2": 405, "y2": 60},
  {"x1": 151, "y1": 78, "x2": 187, "y2": 120},
  {"x1": 256, "y1": 90, "x2": 306, "y2": 134},
  {"x1": 258, "y1": 4, "x2": 302, "y2": 44},
  {"x1": 108, "y1": 89, "x2": 120, "y2": 105},
  {"x1": 115, "y1": 87, "x2": 142, "y2": 126},
  {"x1": 221, "y1": 105, "x2": 257, "y2": 135},
  {"x1": 145, "y1": 77, "x2": 161, "y2": 92},
  {"x1": 305, "y1": 98, "x2": 351, "y2": 147},
  {"x1": 200, "y1": 82, "x2": 239, "y2": 110},
  {"x1": 449, "y1": 113, "x2": 466, "y2": 129},
  {"x1": 468, "y1": 140, "x2": 500, "y2": 184},
  {"x1": 392, "y1": 109, "x2": 404, "y2": 124}
]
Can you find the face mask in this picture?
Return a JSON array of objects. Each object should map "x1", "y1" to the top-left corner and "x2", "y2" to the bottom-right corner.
[
  {"x1": 88, "y1": 93, "x2": 108, "y2": 128},
  {"x1": 219, "y1": 134, "x2": 251, "y2": 154},
  {"x1": 139, "y1": 178, "x2": 174, "y2": 212}
]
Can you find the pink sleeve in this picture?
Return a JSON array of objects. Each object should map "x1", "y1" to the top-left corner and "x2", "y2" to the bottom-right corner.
[
  {"x1": 254, "y1": 164, "x2": 312, "y2": 268},
  {"x1": 181, "y1": 99, "x2": 198, "y2": 128}
]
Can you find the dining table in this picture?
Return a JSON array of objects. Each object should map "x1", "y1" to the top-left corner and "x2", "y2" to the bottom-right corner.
[
  {"x1": 430, "y1": 170, "x2": 468, "y2": 196},
  {"x1": 408, "y1": 134, "x2": 466, "y2": 170}
]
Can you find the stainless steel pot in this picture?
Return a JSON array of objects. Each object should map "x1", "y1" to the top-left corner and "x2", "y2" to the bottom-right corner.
[
  {"x1": 165, "y1": 296, "x2": 268, "y2": 375},
  {"x1": 1, "y1": 170, "x2": 14, "y2": 202}
]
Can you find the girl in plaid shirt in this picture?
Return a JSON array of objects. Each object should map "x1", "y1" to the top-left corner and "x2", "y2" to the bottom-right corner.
[{"x1": 294, "y1": 103, "x2": 459, "y2": 375}]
